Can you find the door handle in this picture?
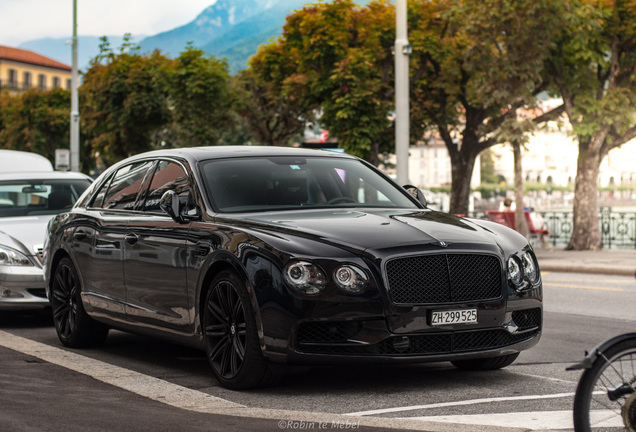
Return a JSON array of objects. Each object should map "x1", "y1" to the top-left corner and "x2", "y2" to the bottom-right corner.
[{"x1": 124, "y1": 233, "x2": 139, "y2": 245}]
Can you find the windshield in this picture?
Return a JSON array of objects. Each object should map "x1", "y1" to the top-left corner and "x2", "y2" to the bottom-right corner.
[
  {"x1": 200, "y1": 156, "x2": 419, "y2": 213},
  {"x1": 0, "y1": 179, "x2": 92, "y2": 218}
]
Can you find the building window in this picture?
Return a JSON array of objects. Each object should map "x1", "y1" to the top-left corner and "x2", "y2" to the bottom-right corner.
[
  {"x1": 38, "y1": 74, "x2": 46, "y2": 90},
  {"x1": 66, "y1": 79, "x2": 72, "y2": 90},
  {"x1": 52, "y1": 77, "x2": 61, "y2": 88},
  {"x1": 8, "y1": 69, "x2": 18, "y2": 89},
  {"x1": 23, "y1": 71, "x2": 32, "y2": 89}
]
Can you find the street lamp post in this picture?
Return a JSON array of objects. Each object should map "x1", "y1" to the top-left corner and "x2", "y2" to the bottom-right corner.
[
  {"x1": 70, "y1": 0, "x2": 80, "y2": 172},
  {"x1": 395, "y1": 0, "x2": 410, "y2": 185}
]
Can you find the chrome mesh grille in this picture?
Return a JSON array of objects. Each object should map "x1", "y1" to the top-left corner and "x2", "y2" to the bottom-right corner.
[{"x1": 385, "y1": 254, "x2": 502, "y2": 304}]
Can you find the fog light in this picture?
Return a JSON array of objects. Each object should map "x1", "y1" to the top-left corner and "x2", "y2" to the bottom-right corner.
[
  {"x1": 393, "y1": 336, "x2": 410, "y2": 353},
  {"x1": 1, "y1": 289, "x2": 11, "y2": 298}
]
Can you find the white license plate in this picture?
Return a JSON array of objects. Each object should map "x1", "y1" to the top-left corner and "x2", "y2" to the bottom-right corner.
[{"x1": 431, "y1": 309, "x2": 477, "y2": 326}]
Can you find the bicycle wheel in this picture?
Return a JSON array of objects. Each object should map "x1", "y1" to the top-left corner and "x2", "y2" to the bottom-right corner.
[{"x1": 573, "y1": 337, "x2": 636, "y2": 431}]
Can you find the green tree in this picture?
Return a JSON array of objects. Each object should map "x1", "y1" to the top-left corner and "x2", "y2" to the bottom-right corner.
[
  {"x1": 250, "y1": 0, "x2": 396, "y2": 164},
  {"x1": 0, "y1": 88, "x2": 96, "y2": 170},
  {"x1": 408, "y1": 0, "x2": 565, "y2": 215},
  {"x1": 162, "y1": 46, "x2": 236, "y2": 147},
  {"x1": 81, "y1": 36, "x2": 171, "y2": 165},
  {"x1": 233, "y1": 65, "x2": 309, "y2": 146},
  {"x1": 547, "y1": 0, "x2": 636, "y2": 250}
]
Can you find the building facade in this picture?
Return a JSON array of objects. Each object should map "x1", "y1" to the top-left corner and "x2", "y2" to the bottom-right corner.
[{"x1": 0, "y1": 45, "x2": 72, "y2": 93}]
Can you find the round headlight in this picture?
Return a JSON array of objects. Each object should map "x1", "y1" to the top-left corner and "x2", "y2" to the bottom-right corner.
[
  {"x1": 283, "y1": 261, "x2": 327, "y2": 295},
  {"x1": 334, "y1": 265, "x2": 368, "y2": 294},
  {"x1": 507, "y1": 256, "x2": 523, "y2": 286},
  {"x1": 522, "y1": 253, "x2": 539, "y2": 284}
]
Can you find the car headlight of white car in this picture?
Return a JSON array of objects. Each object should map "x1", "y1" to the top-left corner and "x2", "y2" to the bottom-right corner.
[{"x1": 0, "y1": 245, "x2": 34, "y2": 266}]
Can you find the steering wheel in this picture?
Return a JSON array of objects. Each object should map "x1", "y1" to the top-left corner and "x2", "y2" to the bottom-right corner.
[{"x1": 326, "y1": 196, "x2": 357, "y2": 205}]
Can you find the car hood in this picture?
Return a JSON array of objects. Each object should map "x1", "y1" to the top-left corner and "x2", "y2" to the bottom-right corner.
[
  {"x1": 238, "y1": 208, "x2": 523, "y2": 254},
  {"x1": 0, "y1": 215, "x2": 53, "y2": 255}
]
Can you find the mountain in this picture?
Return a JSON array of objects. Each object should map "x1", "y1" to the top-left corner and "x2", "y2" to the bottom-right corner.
[
  {"x1": 202, "y1": 0, "x2": 308, "y2": 72},
  {"x1": 18, "y1": 0, "x2": 371, "y2": 75},
  {"x1": 138, "y1": 0, "x2": 266, "y2": 58}
]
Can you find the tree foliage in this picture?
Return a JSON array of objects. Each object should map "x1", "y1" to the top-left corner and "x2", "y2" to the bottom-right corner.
[
  {"x1": 547, "y1": 0, "x2": 636, "y2": 250},
  {"x1": 0, "y1": 88, "x2": 96, "y2": 169},
  {"x1": 232, "y1": 66, "x2": 308, "y2": 146},
  {"x1": 162, "y1": 45, "x2": 235, "y2": 147},
  {"x1": 81, "y1": 37, "x2": 171, "y2": 165},
  {"x1": 408, "y1": 0, "x2": 565, "y2": 215},
  {"x1": 250, "y1": 0, "x2": 396, "y2": 164}
]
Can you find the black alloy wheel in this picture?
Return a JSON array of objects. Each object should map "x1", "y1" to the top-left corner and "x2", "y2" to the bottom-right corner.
[
  {"x1": 203, "y1": 270, "x2": 280, "y2": 389},
  {"x1": 50, "y1": 257, "x2": 108, "y2": 347}
]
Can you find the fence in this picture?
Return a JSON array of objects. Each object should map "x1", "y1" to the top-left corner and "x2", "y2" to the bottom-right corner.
[{"x1": 472, "y1": 208, "x2": 636, "y2": 249}]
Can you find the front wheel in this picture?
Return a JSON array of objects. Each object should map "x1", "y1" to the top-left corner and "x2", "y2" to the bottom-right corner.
[
  {"x1": 50, "y1": 257, "x2": 108, "y2": 347},
  {"x1": 203, "y1": 270, "x2": 281, "y2": 389},
  {"x1": 451, "y1": 353, "x2": 519, "y2": 371},
  {"x1": 573, "y1": 338, "x2": 636, "y2": 432}
]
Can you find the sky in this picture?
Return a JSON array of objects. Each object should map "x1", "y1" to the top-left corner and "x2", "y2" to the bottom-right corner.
[{"x1": 0, "y1": 0, "x2": 216, "y2": 46}]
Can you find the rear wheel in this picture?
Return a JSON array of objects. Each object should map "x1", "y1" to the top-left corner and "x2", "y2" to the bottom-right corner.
[
  {"x1": 451, "y1": 353, "x2": 519, "y2": 371},
  {"x1": 203, "y1": 270, "x2": 280, "y2": 390},
  {"x1": 50, "y1": 257, "x2": 108, "y2": 347}
]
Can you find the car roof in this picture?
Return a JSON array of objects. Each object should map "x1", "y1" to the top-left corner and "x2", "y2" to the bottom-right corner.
[
  {"x1": 0, "y1": 149, "x2": 54, "y2": 173},
  {"x1": 0, "y1": 171, "x2": 93, "y2": 182},
  {"x1": 119, "y1": 146, "x2": 355, "y2": 166}
]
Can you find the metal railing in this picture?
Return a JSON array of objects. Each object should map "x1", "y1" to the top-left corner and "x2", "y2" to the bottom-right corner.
[
  {"x1": 522, "y1": 209, "x2": 635, "y2": 249},
  {"x1": 469, "y1": 208, "x2": 636, "y2": 249}
]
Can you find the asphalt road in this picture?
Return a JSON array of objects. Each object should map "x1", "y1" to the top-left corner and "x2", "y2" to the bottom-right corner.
[{"x1": 1, "y1": 271, "x2": 635, "y2": 432}]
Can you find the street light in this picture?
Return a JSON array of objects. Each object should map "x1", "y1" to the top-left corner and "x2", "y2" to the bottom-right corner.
[
  {"x1": 70, "y1": 0, "x2": 80, "y2": 172},
  {"x1": 394, "y1": 0, "x2": 410, "y2": 185}
]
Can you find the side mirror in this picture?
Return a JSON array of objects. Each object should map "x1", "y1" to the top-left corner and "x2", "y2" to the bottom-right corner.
[
  {"x1": 160, "y1": 190, "x2": 184, "y2": 223},
  {"x1": 402, "y1": 184, "x2": 427, "y2": 207}
]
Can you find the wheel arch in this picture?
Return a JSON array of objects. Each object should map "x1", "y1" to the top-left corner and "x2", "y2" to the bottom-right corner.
[{"x1": 197, "y1": 253, "x2": 267, "y2": 352}]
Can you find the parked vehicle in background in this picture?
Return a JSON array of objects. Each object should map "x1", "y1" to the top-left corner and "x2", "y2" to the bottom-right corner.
[
  {"x1": 44, "y1": 146, "x2": 543, "y2": 389},
  {"x1": 0, "y1": 150, "x2": 92, "y2": 310}
]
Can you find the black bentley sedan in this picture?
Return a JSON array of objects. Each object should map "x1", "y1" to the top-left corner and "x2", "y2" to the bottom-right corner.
[{"x1": 44, "y1": 146, "x2": 542, "y2": 389}]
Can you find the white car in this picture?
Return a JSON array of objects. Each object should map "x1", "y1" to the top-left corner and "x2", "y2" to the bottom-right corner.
[{"x1": 0, "y1": 150, "x2": 92, "y2": 310}]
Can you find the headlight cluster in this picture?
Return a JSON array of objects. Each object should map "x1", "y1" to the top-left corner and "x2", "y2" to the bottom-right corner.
[
  {"x1": 283, "y1": 261, "x2": 369, "y2": 296},
  {"x1": 0, "y1": 245, "x2": 33, "y2": 266},
  {"x1": 507, "y1": 251, "x2": 539, "y2": 290}
]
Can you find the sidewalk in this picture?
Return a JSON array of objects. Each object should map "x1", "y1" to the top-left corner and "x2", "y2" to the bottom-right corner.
[{"x1": 534, "y1": 247, "x2": 636, "y2": 277}]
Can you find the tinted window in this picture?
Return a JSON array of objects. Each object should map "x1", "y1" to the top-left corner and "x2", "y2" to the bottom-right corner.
[
  {"x1": 142, "y1": 160, "x2": 190, "y2": 214},
  {"x1": 200, "y1": 156, "x2": 418, "y2": 213},
  {"x1": 0, "y1": 179, "x2": 91, "y2": 217},
  {"x1": 99, "y1": 161, "x2": 154, "y2": 210}
]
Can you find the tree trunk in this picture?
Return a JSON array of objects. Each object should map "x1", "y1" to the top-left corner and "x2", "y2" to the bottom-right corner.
[
  {"x1": 448, "y1": 152, "x2": 477, "y2": 216},
  {"x1": 511, "y1": 141, "x2": 529, "y2": 237},
  {"x1": 567, "y1": 146, "x2": 601, "y2": 250}
]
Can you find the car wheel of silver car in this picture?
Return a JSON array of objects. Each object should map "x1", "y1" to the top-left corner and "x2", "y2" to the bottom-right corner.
[
  {"x1": 451, "y1": 352, "x2": 519, "y2": 371},
  {"x1": 50, "y1": 257, "x2": 108, "y2": 348},
  {"x1": 203, "y1": 270, "x2": 280, "y2": 390}
]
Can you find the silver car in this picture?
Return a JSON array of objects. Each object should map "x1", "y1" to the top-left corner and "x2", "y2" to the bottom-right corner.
[{"x1": 0, "y1": 164, "x2": 92, "y2": 310}]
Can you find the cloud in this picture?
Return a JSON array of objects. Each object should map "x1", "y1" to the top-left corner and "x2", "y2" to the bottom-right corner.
[{"x1": 0, "y1": 0, "x2": 216, "y2": 46}]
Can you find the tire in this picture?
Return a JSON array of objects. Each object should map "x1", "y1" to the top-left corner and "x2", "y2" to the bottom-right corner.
[
  {"x1": 50, "y1": 257, "x2": 109, "y2": 348},
  {"x1": 573, "y1": 338, "x2": 636, "y2": 432},
  {"x1": 203, "y1": 270, "x2": 281, "y2": 390},
  {"x1": 451, "y1": 353, "x2": 519, "y2": 371}
]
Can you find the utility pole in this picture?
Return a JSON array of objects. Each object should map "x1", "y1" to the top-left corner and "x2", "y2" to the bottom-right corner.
[
  {"x1": 394, "y1": 0, "x2": 410, "y2": 185},
  {"x1": 70, "y1": 0, "x2": 80, "y2": 172}
]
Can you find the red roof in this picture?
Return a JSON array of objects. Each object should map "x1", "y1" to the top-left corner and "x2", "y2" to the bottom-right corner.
[{"x1": 0, "y1": 45, "x2": 71, "y2": 71}]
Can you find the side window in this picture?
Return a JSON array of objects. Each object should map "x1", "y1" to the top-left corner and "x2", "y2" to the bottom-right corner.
[
  {"x1": 142, "y1": 160, "x2": 191, "y2": 214},
  {"x1": 99, "y1": 161, "x2": 154, "y2": 210}
]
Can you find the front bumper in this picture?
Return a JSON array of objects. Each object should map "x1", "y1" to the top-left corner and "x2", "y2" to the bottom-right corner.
[
  {"x1": 283, "y1": 305, "x2": 542, "y2": 365},
  {"x1": 0, "y1": 264, "x2": 49, "y2": 310}
]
